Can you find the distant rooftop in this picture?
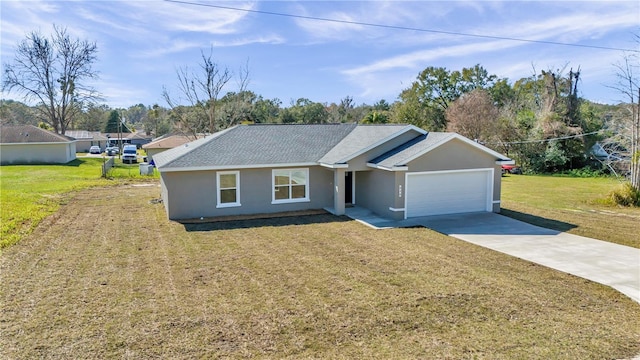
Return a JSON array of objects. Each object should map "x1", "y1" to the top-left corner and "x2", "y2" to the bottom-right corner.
[{"x1": 1, "y1": 125, "x2": 75, "y2": 144}]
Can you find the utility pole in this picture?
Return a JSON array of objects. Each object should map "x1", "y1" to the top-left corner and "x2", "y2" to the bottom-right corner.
[{"x1": 118, "y1": 111, "x2": 122, "y2": 160}]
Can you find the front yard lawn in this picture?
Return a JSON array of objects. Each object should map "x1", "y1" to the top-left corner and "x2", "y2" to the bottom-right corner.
[
  {"x1": 501, "y1": 175, "x2": 640, "y2": 248},
  {"x1": 1, "y1": 185, "x2": 638, "y2": 359},
  {"x1": 0, "y1": 158, "x2": 157, "y2": 249}
]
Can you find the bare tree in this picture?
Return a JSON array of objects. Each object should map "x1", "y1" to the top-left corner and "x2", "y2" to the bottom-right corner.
[
  {"x1": 2, "y1": 25, "x2": 100, "y2": 134},
  {"x1": 445, "y1": 89, "x2": 499, "y2": 143},
  {"x1": 162, "y1": 48, "x2": 232, "y2": 137},
  {"x1": 219, "y1": 59, "x2": 252, "y2": 129},
  {"x1": 609, "y1": 49, "x2": 640, "y2": 190}
]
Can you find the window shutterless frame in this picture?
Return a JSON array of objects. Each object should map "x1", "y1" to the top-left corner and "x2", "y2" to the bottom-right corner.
[
  {"x1": 272, "y1": 168, "x2": 309, "y2": 204},
  {"x1": 216, "y1": 171, "x2": 241, "y2": 208}
]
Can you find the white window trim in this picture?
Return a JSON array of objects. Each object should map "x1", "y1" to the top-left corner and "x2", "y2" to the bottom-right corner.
[
  {"x1": 216, "y1": 171, "x2": 241, "y2": 208},
  {"x1": 272, "y1": 168, "x2": 310, "y2": 204}
]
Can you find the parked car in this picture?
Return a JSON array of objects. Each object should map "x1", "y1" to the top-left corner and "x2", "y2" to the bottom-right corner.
[
  {"x1": 122, "y1": 144, "x2": 138, "y2": 164},
  {"x1": 105, "y1": 146, "x2": 119, "y2": 156},
  {"x1": 501, "y1": 164, "x2": 522, "y2": 175},
  {"x1": 89, "y1": 146, "x2": 101, "y2": 154}
]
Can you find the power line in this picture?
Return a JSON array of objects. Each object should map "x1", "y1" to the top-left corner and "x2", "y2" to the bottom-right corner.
[
  {"x1": 491, "y1": 130, "x2": 603, "y2": 145},
  {"x1": 164, "y1": 0, "x2": 639, "y2": 53}
]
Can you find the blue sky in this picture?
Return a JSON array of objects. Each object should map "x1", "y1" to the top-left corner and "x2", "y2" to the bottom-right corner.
[{"x1": 1, "y1": 1, "x2": 639, "y2": 108}]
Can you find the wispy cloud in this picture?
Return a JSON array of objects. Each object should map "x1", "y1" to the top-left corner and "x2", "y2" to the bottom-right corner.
[
  {"x1": 124, "y1": 1, "x2": 255, "y2": 35},
  {"x1": 211, "y1": 34, "x2": 285, "y2": 47},
  {"x1": 132, "y1": 38, "x2": 204, "y2": 58},
  {"x1": 343, "y1": 38, "x2": 516, "y2": 76}
]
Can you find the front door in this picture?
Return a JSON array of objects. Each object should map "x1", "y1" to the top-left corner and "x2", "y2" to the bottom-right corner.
[{"x1": 345, "y1": 171, "x2": 353, "y2": 204}]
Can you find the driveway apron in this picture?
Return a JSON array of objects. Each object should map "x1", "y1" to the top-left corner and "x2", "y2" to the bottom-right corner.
[{"x1": 416, "y1": 212, "x2": 640, "y2": 304}]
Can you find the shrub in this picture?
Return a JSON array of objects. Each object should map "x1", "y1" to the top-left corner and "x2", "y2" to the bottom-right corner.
[
  {"x1": 552, "y1": 167, "x2": 609, "y2": 178},
  {"x1": 608, "y1": 182, "x2": 640, "y2": 207}
]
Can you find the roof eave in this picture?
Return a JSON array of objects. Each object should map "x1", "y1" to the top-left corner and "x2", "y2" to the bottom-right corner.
[
  {"x1": 366, "y1": 162, "x2": 408, "y2": 172},
  {"x1": 401, "y1": 133, "x2": 511, "y2": 165},
  {"x1": 319, "y1": 162, "x2": 349, "y2": 169},
  {"x1": 158, "y1": 162, "x2": 319, "y2": 173}
]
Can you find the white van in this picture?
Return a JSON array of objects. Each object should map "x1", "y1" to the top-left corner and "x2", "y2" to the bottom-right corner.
[{"x1": 122, "y1": 144, "x2": 138, "y2": 164}]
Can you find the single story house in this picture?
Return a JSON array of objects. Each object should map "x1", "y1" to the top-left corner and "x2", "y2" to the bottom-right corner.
[
  {"x1": 1, "y1": 125, "x2": 77, "y2": 165},
  {"x1": 65, "y1": 130, "x2": 108, "y2": 152},
  {"x1": 142, "y1": 133, "x2": 202, "y2": 163},
  {"x1": 154, "y1": 124, "x2": 513, "y2": 221},
  {"x1": 127, "y1": 131, "x2": 153, "y2": 148}
]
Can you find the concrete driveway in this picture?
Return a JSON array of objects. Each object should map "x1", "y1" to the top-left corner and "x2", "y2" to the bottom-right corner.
[{"x1": 346, "y1": 209, "x2": 640, "y2": 304}]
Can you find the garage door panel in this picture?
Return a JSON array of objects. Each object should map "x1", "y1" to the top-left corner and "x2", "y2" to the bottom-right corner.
[{"x1": 406, "y1": 170, "x2": 491, "y2": 217}]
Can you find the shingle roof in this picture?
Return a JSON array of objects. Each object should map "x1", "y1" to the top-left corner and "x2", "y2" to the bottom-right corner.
[
  {"x1": 64, "y1": 130, "x2": 108, "y2": 141},
  {"x1": 1, "y1": 125, "x2": 75, "y2": 144},
  {"x1": 143, "y1": 134, "x2": 202, "y2": 149},
  {"x1": 155, "y1": 124, "x2": 357, "y2": 169},
  {"x1": 318, "y1": 125, "x2": 411, "y2": 164},
  {"x1": 154, "y1": 124, "x2": 511, "y2": 171}
]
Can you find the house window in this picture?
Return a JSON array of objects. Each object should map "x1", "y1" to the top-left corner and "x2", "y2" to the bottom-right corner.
[
  {"x1": 217, "y1": 171, "x2": 240, "y2": 208},
  {"x1": 272, "y1": 168, "x2": 309, "y2": 204}
]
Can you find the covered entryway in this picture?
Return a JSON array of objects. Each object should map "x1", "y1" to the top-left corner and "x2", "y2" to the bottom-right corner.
[
  {"x1": 405, "y1": 169, "x2": 493, "y2": 218},
  {"x1": 345, "y1": 171, "x2": 353, "y2": 204}
]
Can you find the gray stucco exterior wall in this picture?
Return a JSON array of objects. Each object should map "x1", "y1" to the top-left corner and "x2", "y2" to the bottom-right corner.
[
  {"x1": 160, "y1": 166, "x2": 335, "y2": 220},
  {"x1": 355, "y1": 170, "x2": 404, "y2": 220},
  {"x1": 405, "y1": 138, "x2": 502, "y2": 212}
]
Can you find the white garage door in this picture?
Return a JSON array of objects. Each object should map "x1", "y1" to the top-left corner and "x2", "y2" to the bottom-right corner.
[{"x1": 405, "y1": 169, "x2": 493, "y2": 218}]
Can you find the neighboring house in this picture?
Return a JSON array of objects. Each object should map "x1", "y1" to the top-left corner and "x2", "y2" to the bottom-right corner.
[
  {"x1": 127, "y1": 131, "x2": 153, "y2": 148},
  {"x1": 1, "y1": 125, "x2": 77, "y2": 165},
  {"x1": 142, "y1": 133, "x2": 202, "y2": 163},
  {"x1": 154, "y1": 124, "x2": 513, "y2": 221},
  {"x1": 65, "y1": 130, "x2": 108, "y2": 152},
  {"x1": 103, "y1": 131, "x2": 152, "y2": 148}
]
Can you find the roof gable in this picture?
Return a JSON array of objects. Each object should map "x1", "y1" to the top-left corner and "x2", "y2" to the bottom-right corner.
[
  {"x1": 370, "y1": 132, "x2": 511, "y2": 169},
  {"x1": 1, "y1": 125, "x2": 75, "y2": 144}
]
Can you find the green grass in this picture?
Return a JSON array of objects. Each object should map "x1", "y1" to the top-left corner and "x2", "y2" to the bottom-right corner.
[
  {"x1": 0, "y1": 157, "x2": 157, "y2": 249},
  {"x1": 501, "y1": 174, "x2": 640, "y2": 248},
  {"x1": 1, "y1": 185, "x2": 638, "y2": 359}
]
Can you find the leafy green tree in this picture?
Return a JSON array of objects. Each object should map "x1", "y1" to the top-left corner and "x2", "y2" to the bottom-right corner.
[
  {"x1": 217, "y1": 91, "x2": 257, "y2": 127},
  {"x1": 281, "y1": 98, "x2": 329, "y2": 124},
  {"x1": 361, "y1": 111, "x2": 389, "y2": 124},
  {"x1": 124, "y1": 104, "x2": 147, "y2": 127},
  {"x1": 361, "y1": 99, "x2": 391, "y2": 124},
  {"x1": 252, "y1": 96, "x2": 281, "y2": 123},
  {"x1": 394, "y1": 64, "x2": 498, "y2": 131},
  {"x1": 0, "y1": 99, "x2": 38, "y2": 126},
  {"x1": 104, "y1": 110, "x2": 130, "y2": 133},
  {"x1": 143, "y1": 104, "x2": 171, "y2": 137},
  {"x1": 278, "y1": 107, "x2": 296, "y2": 124},
  {"x1": 76, "y1": 103, "x2": 109, "y2": 131}
]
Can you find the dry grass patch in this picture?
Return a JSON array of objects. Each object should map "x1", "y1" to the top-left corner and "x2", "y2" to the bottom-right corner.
[
  {"x1": 501, "y1": 175, "x2": 640, "y2": 248},
  {"x1": 1, "y1": 185, "x2": 639, "y2": 359}
]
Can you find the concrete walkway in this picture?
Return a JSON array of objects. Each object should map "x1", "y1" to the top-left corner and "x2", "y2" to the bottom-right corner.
[{"x1": 345, "y1": 208, "x2": 640, "y2": 304}]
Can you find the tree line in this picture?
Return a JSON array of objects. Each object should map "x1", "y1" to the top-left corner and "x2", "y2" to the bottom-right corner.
[{"x1": 1, "y1": 25, "x2": 639, "y2": 193}]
